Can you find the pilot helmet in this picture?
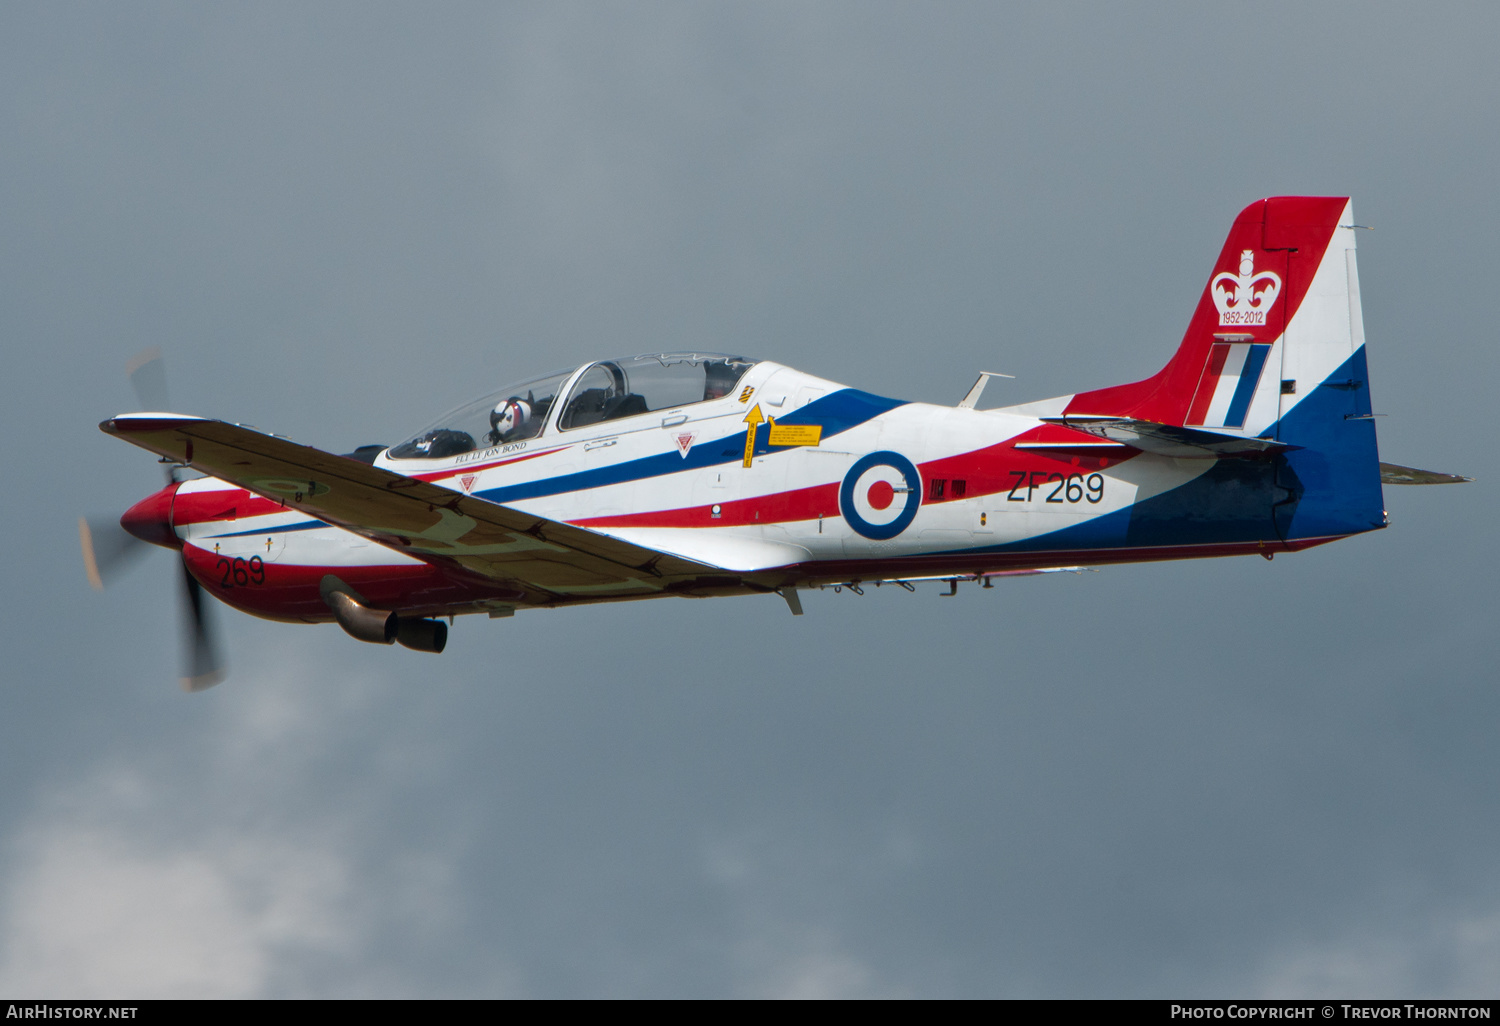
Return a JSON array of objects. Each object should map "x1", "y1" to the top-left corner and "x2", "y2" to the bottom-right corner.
[
  {"x1": 704, "y1": 359, "x2": 741, "y2": 400},
  {"x1": 490, "y1": 397, "x2": 532, "y2": 441}
]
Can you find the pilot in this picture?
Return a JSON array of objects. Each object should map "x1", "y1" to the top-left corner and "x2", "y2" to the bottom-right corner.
[
  {"x1": 704, "y1": 360, "x2": 738, "y2": 401},
  {"x1": 489, "y1": 397, "x2": 532, "y2": 444}
]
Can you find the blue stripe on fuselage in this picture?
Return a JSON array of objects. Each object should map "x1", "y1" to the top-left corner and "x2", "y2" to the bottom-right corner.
[
  {"x1": 198, "y1": 390, "x2": 903, "y2": 540},
  {"x1": 473, "y1": 388, "x2": 906, "y2": 506},
  {"x1": 206, "y1": 519, "x2": 327, "y2": 538}
]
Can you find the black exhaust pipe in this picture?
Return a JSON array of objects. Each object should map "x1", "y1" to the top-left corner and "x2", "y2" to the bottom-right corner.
[{"x1": 394, "y1": 617, "x2": 447, "y2": 654}]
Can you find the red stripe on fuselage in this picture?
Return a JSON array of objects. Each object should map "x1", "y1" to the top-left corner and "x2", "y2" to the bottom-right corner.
[
  {"x1": 172, "y1": 488, "x2": 289, "y2": 526},
  {"x1": 409, "y1": 445, "x2": 568, "y2": 484},
  {"x1": 181, "y1": 543, "x2": 522, "y2": 622},
  {"x1": 576, "y1": 481, "x2": 842, "y2": 529},
  {"x1": 185, "y1": 531, "x2": 1346, "y2": 625},
  {"x1": 572, "y1": 430, "x2": 1141, "y2": 528},
  {"x1": 915, "y1": 428, "x2": 1135, "y2": 505}
]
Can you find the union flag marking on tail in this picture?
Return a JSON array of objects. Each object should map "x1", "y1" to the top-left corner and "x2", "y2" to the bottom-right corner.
[{"x1": 1186, "y1": 342, "x2": 1272, "y2": 429}]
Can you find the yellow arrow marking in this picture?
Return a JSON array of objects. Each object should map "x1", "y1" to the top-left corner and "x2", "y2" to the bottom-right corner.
[{"x1": 742, "y1": 404, "x2": 764, "y2": 468}]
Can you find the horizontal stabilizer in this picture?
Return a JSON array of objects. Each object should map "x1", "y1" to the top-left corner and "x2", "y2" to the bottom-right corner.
[
  {"x1": 1379, "y1": 462, "x2": 1473, "y2": 485},
  {"x1": 1039, "y1": 416, "x2": 1293, "y2": 459}
]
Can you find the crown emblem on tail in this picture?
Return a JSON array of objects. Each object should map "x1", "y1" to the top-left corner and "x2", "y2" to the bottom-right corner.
[{"x1": 1211, "y1": 250, "x2": 1282, "y2": 326}]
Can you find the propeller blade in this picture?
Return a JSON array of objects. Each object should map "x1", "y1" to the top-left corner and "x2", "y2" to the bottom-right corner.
[
  {"x1": 125, "y1": 349, "x2": 187, "y2": 484},
  {"x1": 178, "y1": 562, "x2": 226, "y2": 692},
  {"x1": 126, "y1": 346, "x2": 171, "y2": 412},
  {"x1": 109, "y1": 353, "x2": 222, "y2": 692},
  {"x1": 79, "y1": 516, "x2": 150, "y2": 590}
]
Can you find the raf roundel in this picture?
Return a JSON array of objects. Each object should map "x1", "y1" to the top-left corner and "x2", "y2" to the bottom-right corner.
[{"x1": 840, "y1": 451, "x2": 922, "y2": 540}]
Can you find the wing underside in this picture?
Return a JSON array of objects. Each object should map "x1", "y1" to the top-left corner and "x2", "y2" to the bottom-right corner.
[{"x1": 102, "y1": 414, "x2": 768, "y2": 605}]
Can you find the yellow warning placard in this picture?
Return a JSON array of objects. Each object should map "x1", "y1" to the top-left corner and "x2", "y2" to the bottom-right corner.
[{"x1": 767, "y1": 421, "x2": 822, "y2": 447}]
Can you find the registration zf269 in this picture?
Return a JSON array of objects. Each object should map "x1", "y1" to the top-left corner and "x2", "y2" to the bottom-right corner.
[{"x1": 1006, "y1": 471, "x2": 1105, "y2": 504}]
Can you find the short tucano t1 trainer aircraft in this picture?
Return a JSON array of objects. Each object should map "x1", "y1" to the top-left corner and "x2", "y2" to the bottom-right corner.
[{"x1": 84, "y1": 197, "x2": 1468, "y2": 690}]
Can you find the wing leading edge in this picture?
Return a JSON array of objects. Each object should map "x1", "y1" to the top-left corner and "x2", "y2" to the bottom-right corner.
[{"x1": 101, "y1": 414, "x2": 755, "y2": 604}]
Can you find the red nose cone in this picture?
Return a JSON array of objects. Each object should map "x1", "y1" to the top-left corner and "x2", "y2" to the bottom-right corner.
[{"x1": 121, "y1": 483, "x2": 180, "y2": 548}]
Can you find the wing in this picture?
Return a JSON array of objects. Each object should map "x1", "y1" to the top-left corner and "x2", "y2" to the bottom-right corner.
[{"x1": 102, "y1": 414, "x2": 754, "y2": 605}]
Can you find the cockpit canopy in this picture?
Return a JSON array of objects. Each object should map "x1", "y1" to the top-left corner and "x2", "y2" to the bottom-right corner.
[{"x1": 387, "y1": 353, "x2": 757, "y2": 460}]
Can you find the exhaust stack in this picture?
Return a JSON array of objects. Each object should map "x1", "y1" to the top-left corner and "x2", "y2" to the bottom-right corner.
[
  {"x1": 394, "y1": 616, "x2": 447, "y2": 653},
  {"x1": 325, "y1": 590, "x2": 397, "y2": 645},
  {"x1": 320, "y1": 576, "x2": 447, "y2": 653}
]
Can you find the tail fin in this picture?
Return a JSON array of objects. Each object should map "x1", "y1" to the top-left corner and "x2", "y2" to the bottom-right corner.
[
  {"x1": 1069, "y1": 197, "x2": 1360, "y2": 432},
  {"x1": 1069, "y1": 197, "x2": 1385, "y2": 540}
]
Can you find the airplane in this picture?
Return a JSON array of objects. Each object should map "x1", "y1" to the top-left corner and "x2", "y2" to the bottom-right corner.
[{"x1": 83, "y1": 196, "x2": 1468, "y2": 690}]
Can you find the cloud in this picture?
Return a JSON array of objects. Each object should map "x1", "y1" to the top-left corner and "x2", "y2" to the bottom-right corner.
[
  {"x1": 0, "y1": 638, "x2": 473, "y2": 998},
  {"x1": 1256, "y1": 907, "x2": 1500, "y2": 998},
  {"x1": 7, "y1": 2, "x2": 1500, "y2": 998},
  {"x1": 743, "y1": 936, "x2": 902, "y2": 1000},
  {"x1": 0, "y1": 820, "x2": 349, "y2": 998},
  {"x1": 703, "y1": 826, "x2": 922, "y2": 998}
]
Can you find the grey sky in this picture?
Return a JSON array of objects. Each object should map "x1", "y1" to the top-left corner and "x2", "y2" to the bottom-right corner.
[{"x1": 1, "y1": 1, "x2": 1496, "y2": 997}]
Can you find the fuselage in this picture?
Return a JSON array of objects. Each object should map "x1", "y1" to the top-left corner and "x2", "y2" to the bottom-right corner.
[{"x1": 147, "y1": 353, "x2": 1379, "y2": 625}]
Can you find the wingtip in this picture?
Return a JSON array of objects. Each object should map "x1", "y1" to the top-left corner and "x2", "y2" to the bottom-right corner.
[{"x1": 102, "y1": 413, "x2": 210, "y2": 442}]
